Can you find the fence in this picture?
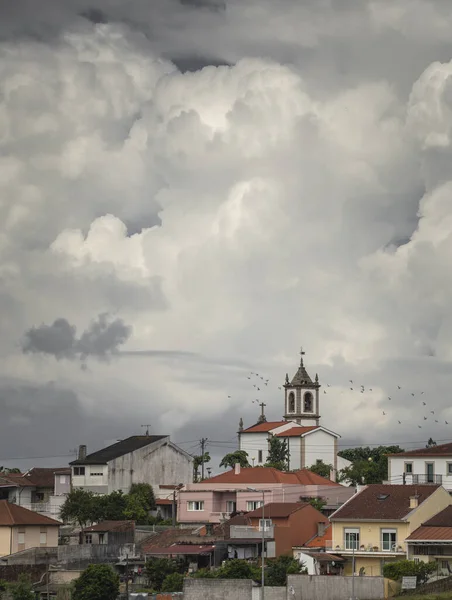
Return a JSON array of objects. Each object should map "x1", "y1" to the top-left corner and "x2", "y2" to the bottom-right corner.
[{"x1": 2, "y1": 543, "x2": 137, "y2": 567}]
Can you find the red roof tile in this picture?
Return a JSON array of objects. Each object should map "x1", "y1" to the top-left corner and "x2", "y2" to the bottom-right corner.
[
  {"x1": 245, "y1": 502, "x2": 309, "y2": 518},
  {"x1": 388, "y1": 442, "x2": 452, "y2": 457},
  {"x1": 331, "y1": 484, "x2": 439, "y2": 521},
  {"x1": 83, "y1": 520, "x2": 134, "y2": 533},
  {"x1": 200, "y1": 467, "x2": 339, "y2": 486},
  {"x1": 305, "y1": 525, "x2": 332, "y2": 548},
  {"x1": 145, "y1": 544, "x2": 215, "y2": 555},
  {"x1": 0, "y1": 500, "x2": 61, "y2": 526},
  {"x1": 156, "y1": 499, "x2": 172, "y2": 505},
  {"x1": 0, "y1": 468, "x2": 70, "y2": 489},
  {"x1": 275, "y1": 426, "x2": 319, "y2": 438},
  {"x1": 423, "y1": 505, "x2": 452, "y2": 527},
  {"x1": 406, "y1": 526, "x2": 452, "y2": 541},
  {"x1": 241, "y1": 421, "x2": 287, "y2": 433}
]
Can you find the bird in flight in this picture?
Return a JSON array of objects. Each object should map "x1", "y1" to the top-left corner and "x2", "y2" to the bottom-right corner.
[
  {"x1": 324, "y1": 390, "x2": 327, "y2": 394},
  {"x1": 418, "y1": 425, "x2": 422, "y2": 428},
  {"x1": 431, "y1": 411, "x2": 435, "y2": 414},
  {"x1": 388, "y1": 397, "x2": 391, "y2": 400},
  {"x1": 423, "y1": 402, "x2": 426, "y2": 405},
  {"x1": 382, "y1": 411, "x2": 386, "y2": 416},
  {"x1": 446, "y1": 421, "x2": 449, "y2": 425},
  {"x1": 327, "y1": 384, "x2": 331, "y2": 387},
  {"x1": 349, "y1": 380, "x2": 353, "y2": 384},
  {"x1": 411, "y1": 393, "x2": 415, "y2": 397},
  {"x1": 397, "y1": 385, "x2": 401, "y2": 389},
  {"x1": 228, "y1": 395, "x2": 231, "y2": 398},
  {"x1": 398, "y1": 420, "x2": 402, "y2": 424},
  {"x1": 424, "y1": 417, "x2": 427, "y2": 420}
]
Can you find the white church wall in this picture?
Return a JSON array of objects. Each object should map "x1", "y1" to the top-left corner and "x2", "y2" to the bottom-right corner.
[
  {"x1": 239, "y1": 432, "x2": 269, "y2": 465},
  {"x1": 303, "y1": 430, "x2": 337, "y2": 470}
]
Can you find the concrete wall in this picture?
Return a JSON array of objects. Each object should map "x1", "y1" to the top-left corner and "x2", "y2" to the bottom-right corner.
[
  {"x1": 0, "y1": 527, "x2": 11, "y2": 557},
  {"x1": 71, "y1": 464, "x2": 108, "y2": 492},
  {"x1": 184, "y1": 579, "x2": 254, "y2": 600},
  {"x1": 287, "y1": 574, "x2": 385, "y2": 600},
  {"x1": 10, "y1": 525, "x2": 59, "y2": 555},
  {"x1": 108, "y1": 439, "x2": 193, "y2": 494},
  {"x1": 252, "y1": 587, "x2": 285, "y2": 600},
  {"x1": 54, "y1": 473, "x2": 71, "y2": 496}
]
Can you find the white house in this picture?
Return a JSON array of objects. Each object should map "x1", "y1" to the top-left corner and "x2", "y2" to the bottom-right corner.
[
  {"x1": 238, "y1": 350, "x2": 351, "y2": 481},
  {"x1": 69, "y1": 435, "x2": 193, "y2": 497},
  {"x1": 388, "y1": 442, "x2": 452, "y2": 490}
]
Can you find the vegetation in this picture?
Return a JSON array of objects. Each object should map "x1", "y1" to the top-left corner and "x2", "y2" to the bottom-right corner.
[
  {"x1": 383, "y1": 560, "x2": 437, "y2": 585},
  {"x1": 193, "y1": 556, "x2": 306, "y2": 585},
  {"x1": 9, "y1": 575, "x2": 35, "y2": 600},
  {"x1": 0, "y1": 580, "x2": 8, "y2": 600},
  {"x1": 265, "y1": 556, "x2": 307, "y2": 585},
  {"x1": 60, "y1": 482, "x2": 157, "y2": 526},
  {"x1": 395, "y1": 594, "x2": 452, "y2": 600},
  {"x1": 0, "y1": 467, "x2": 20, "y2": 474},
  {"x1": 426, "y1": 437, "x2": 437, "y2": 448},
  {"x1": 193, "y1": 452, "x2": 211, "y2": 482},
  {"x1": 161, "y1": 573, "x2": 185, "y2": 593},
  {"x1": 73, "y1": 565, "x2": 119, "y2": 600},
  {"x1": 305, "y1": 497, "x2": 327, "y2": 511},
  {"x1": 308, "y1": 460, "x2": 332, "y2": 479},
  {"x1": 337, "y1": 445, "x2": 405, "y2": 485},
  {"x1": 145, "y1": 558, "x2": 186, "y2": 591},
  {"x1": 265, "y1": 437, "x2": 289, "y2": 471},
  {"x1": 220, "y1": 450, "x2": 250, "y2": 469}
]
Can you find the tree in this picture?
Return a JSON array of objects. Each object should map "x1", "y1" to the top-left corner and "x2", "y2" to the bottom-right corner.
[
  {"x1": 383, "y1": 560, "x2": 436, "y2": 585},
  {"x1": 124, "y1": 483, "x2": 156, "y2": 524},
  {"x1": 60, "y1": 488, "x2": 95, "y2": 529},
  {"x1": 0, "y1": 467, "x2": 20, "y2": 474},
  {"x1": 265, "y1": 437, "x2": 289, "y2": 471},
  {"x1": 308, "y1": 460, "x2": 332, "y2": 479},
  {"x1": 426, "y1": 438, "x2": 437, "y2": 448},
  {"x1": 265, "y1": 556, "x2": 307, "y2": 586},
  {"x1": 73, "y1": 565, "x2": 119, "y2": 600},
  {"x1": 193, "y1": 452, "x2": 211, "y2": 482},
  {"x1": 220, "y1": 450, "x2": 250, "y2": 470},
  {"x1": 0, "y1": 580, "x2": 6, "y2": 600},
  {"x1": 9, "y1": 575, "x2": 35, "y2": 600},
  {"x1": 337, "y1": 446, "x2": 404, "y2": 485},
  {"x1": 218, "y1": 559, "x2": 260, "y2": 580},
  {"x1": 92, "y1": 491, "x2": 128, "y2": 522},
  {"x1": 306, "y1": 497, "x2": 327, "y2": 512},
  {"x1": 161, "y1": 573, "x2": 185, "y2": 593},
  {"x1": 145, "y1": 558, "x2": 183, "y2": 591}
]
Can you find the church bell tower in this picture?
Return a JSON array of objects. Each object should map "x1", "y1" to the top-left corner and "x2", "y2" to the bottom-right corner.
[{"x1": 283, "y1": 348, "x2": 320, "y2": 426}]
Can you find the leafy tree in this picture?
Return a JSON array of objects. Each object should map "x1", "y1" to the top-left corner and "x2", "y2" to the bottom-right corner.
[
  {"x1": 129, "y1": 483, "x2": 156, "y2": 510},
  {"x1": 92, "y1": 491, "x2": 128, "y2": 522},
  {"x1": 193, "y1": 452, "x2": 211, "y2": 482},
  {"x1": 426, "y1": 437, "x2": 437, "y2": 448},
  {"x1": 145, "y1": 558, "x2": 183, "y2": 591},
  {"x1": 0, "y1": 467, "x2": 20, "y2": 474},
  {"x1": 220, "y1": 450, "x2": 250, "y2": 470},
  {"x1": 308, "y1": 460, "x2": 332, "y2": 479},
  {"x1": 73, "y1": 565, "x2": 119, "y2": 600},
  {"x1": 337, "y1": 446, "x2": 404, "y2": 485},
  {"x1": 161, "y1": 573, "x2": 185, "y2": 593},
  {"x1": 0, "y1": 579, "x2": 8, "y2": 600},
  {"x1": 124, "y1": 483, "x2": 156, "y2": 524},
  {"x1": 60, "y1": 488, "x2": 95, "y2": 529},
  {"x1": 218, "y1": 559, "x2": 260, "y2": 580},
  {"x1": 306, "y1": 497, "x2": 327, "y2": 512},
  {"x1": 9, "y1": 575, "x2": 34, "y2": 600},
  {"x1": 265, "y1": 556, "x2": 307, "y2": 586},
  {"x1": 265, "y1": 437, "x2": 289, "y2": 471},
  {"x1": 383, "y1": 560, "x2": 436, "y2": 585}
]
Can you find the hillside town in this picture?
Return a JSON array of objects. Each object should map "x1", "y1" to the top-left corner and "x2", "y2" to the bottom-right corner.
[{"x1": 1, "y1": 354, "x2": 452, "y2": 600}]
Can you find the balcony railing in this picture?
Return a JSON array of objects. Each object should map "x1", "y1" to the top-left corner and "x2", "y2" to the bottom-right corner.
[
  {"x1": 408, "y1": 474, "x2": 443, "y2": 484},
  {"x1": 230, "y1": 525, "x2": 274, "y2": 539},
  {"x1": 329, "y1": 544, "x2": 405, "y2": 554}
]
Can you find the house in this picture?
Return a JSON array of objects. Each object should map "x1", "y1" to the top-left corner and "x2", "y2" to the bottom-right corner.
[
  {"x1": 0, "y1": 500, "x2": 61, "y2": 557},
  {"x1": 294, "y1": 550, "x2": 345, "y2": 575},
  {"x1": 388, "y1": 442, "x2": 452, "y2": 489},
  {"x1": 178, "y1": 464, "x2": 355, "y2": 524},
  {"x1": 80, "y1": 520, "x2": 135, "y2": 545},
  {"x1": 329, "y1": 484, "x2": 452, "y2": 576},
  {"x1": 406, "y1": 505, "x2": 452, "y2": 574},
  {"x1": 226, "y1": 502, "x2": 329, "y2": 559},
  {"x1": 238, "y1": 350, "x2": 351, "y2": 478},
  {"x1": 0, "y1": 468, "x2": 71, "y2": 519},
  {"x1": 69, "y1": 435, "x2": 193, "y2": 496}
]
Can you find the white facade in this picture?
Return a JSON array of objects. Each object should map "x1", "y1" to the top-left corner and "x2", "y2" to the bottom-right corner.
[
  {"x1": 389, "y1": 455, "x2": 452, "y2": 489},
  {"x1": 71, "y1": 464, "x2": 108, "y2": 493}
]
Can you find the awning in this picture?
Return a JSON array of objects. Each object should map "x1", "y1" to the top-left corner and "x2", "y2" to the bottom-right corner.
[
  {"x1": 302, "y1": 552, "x2": 345, "y2": 562},
  {"x1": 145, "y1": 544, "x2": 216, "y2": 556}
]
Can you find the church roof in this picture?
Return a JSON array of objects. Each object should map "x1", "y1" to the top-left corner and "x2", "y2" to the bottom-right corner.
[
  {"x1": 290, "y1": 361, "x2": 313, "y2": 386},
  {"x1": 242, "y1": 421, "x2": 287, "y2": 433},
  {"x1": 275, "y1": 426, "x2": 319, "y2": 437}
]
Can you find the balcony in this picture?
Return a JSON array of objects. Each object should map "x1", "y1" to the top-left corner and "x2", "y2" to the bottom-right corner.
[
  {"x1": 230, "y1": 525, "x2": 274, "y2": 539},
  {"x1": 329, "y1": 544, "x2": 406, "y2": 555},
  {"x1": 407, "y1": 474, "x2": 443, "y2": 485}
]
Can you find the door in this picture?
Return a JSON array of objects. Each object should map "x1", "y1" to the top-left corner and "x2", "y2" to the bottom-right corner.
[{"x1": 426, "y1": 463, "x2": 434, "y2": 483}]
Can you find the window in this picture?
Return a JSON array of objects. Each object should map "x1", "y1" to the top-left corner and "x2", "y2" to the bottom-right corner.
[
  {"x1": 40, "y1": 532, "x2": 47, "y2": 545},
  {"x1": 187, "y1": 501, "x2": 204, "y2": 511},
  {"x1": 247, "y1": 501, "x2": 264, "y2": 511},
  {"x1": 99, "y1": 533, "x2": 105, "y2": 545},
  {"x1": 84, "y1": 534, "x2": 93, "y2": 544},
  {"x1": 226, "y1": 501, "x2": 237, "y2": 513},
  {"x1": 405, "y1": 463, "x2": 413, "y2": 474},
  {"x1": 59, "y1": 475, "x2": 67, "y2": 484},
  {"x1": 288, "y1": 392, "x2": 295, "y2": 413},
  {"x1": 447, "y1": 463, "x2": 452, "y2": 475},
  {"x1": 74, "y1": 467, "x2": 85, "y2": 476},
  {"x1": 426, "y1": 463, "x2": 435, "y2": 483},
  {"x1": 34, "y1": 492, "x2": 45, "y2": 502},
  {"x1": 344, "y1": 528, "x2": 359, "y2": 550},
  {"x1": 90, "y1": 472, "x2": 103, "y2": 477},
  {"x1": 258, "y1": 450, "x2": 263, "y2": 463},
  {"x1": 442, "y1": 561, "x2": 449, "y2": 570},
  {"x1": 259, "y1": 519, "x2": 272, "y2": 531},
  {"x1": 381, "y1": 529, "x2": 397, "y2": 551},
  {"x1": 18, "y1": 533, "x2": 25, "y2": 545},
  {"x1": 303, "y1": 392, "x2": 313, "y2": 412}
]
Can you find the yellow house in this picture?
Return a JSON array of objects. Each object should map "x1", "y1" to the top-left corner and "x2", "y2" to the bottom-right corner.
[
  {"x1": 329, "y1": 484, "x2": 452, "y2": 576},
  {"x1": 0, "y1": 500, "x2": 61, "y2": 557}
]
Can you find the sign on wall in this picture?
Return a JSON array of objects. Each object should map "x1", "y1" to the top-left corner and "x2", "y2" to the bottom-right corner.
[{"x1": 401, "y1": 576, "x2": 417, "y2": 590}]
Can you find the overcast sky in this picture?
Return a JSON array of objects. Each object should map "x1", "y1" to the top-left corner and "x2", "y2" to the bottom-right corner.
[{"x1": 2, "y1": 0, "x2": 452, "y2": 473}]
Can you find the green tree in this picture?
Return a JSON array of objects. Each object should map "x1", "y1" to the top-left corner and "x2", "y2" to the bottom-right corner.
[
  {"x1": 426, "y1": 437, "x2": 437, "y2": 448},
  {"x1": 145, "y1": 558, "x2": 183, "y2": 591},
  {"x1": 9, "y1": 575, "x2": 34, "y2": 600},
  {"x1": 60, "y1": 488, "x2": 96, "y2": 529},
  {"x1": 306, "y1": 497, "x2": 327, "y2": 512},
  {"x1": 220, "y1": 450, "x2": 250, "y2": 470},
  {"x1": 308, "y1": 460, "x2": 332, "y2": 479},
  {"x1": 0, "y1": 467, "x2": 20, "y2": 474},
  {"x1": 265, "y1": 437, "x2": 289, "y2": 471},
  {"x1": 123, "y1": 483, "x2": 156, "y2": 524},
  {"x1": 0, "y1": 579, "x2": 8, "y2": 600},
  {"x1": 218, "y1": 559, "x2": 260, "y2": 580},
  {"x1": 337, "y1": 446, "x2": 404, "y2": 485},
  {"x1": 92, "y1": 491, "x2": 128, "y2": 522},
  {"x1": 161, "y1": 573, "x2": 185, "y2": 593},
  {"x1": 383, "y1": 560, "x2": 436, "y2": 585},
  {"x1": 73, "y1": 565, "x2": 119, "y2": 600},
  {"x1": 193, "y1": 452, "x2": 211, "y2": 482},
  {"x1": 265, "y1": 556, "x2": 307, "y2": 586}
]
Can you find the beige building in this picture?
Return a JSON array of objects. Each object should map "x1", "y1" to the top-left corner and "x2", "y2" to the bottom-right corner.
[{"x1": 0, "y1": 499, "x2": 61, "y2": 557}]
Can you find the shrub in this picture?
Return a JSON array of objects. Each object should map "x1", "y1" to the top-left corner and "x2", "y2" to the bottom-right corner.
[
  {"x1": 383, "y1": 560, "x2": 437, "y2": 585},
  {"x1": 73, "y1": 564, "x2": 119, "y2": 600},
  {"x1": 161, "y1": 573, "x2": 184, "y2": 593}
]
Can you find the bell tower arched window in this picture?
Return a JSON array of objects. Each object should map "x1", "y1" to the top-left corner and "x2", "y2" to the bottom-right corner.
[
  {"x1": 303, "y1": 392, "x2": 313, "y2": 413},
  {"x1": 288, "y1": 392, "x2": 295, "y2": 413}
]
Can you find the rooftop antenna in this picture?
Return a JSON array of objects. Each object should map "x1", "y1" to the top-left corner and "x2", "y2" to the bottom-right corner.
[{"x1": 141, "y1": 424, "x2": 152, "y2": 436}]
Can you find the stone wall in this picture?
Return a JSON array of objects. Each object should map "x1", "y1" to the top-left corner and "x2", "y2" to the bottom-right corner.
[
  {"x1": 0, "y1": 564, "x2": 46, "y2": 582},
  {"x1": 184, "y1": 578, "x2": 254, "y2": 600},
  {"x1": 287, "y1": 574, "x2": 385, "y2": 600}
]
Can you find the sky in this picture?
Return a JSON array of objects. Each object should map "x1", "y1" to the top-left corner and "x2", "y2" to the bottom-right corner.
[{"x1": 2, "y1": 0, "x2": 452, "y2": 472}]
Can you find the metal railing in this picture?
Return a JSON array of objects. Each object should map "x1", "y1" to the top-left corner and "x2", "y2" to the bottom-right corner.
[
  {"x1": 410, "y1": 474, "x2": 443, "y2": 484},
  {"x1": 329, "y1": 543, "x2": 405, "y2": 553},
  {"x1": 230, "y1": 525, "x2": 274, "y2": 539}
]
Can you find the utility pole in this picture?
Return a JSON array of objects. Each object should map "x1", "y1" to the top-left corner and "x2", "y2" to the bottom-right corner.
[
  {"x1": 141, "y1": 425, "x2": 152, "y2": 436},
  {"x1": 172, "y1": 490, "x2": 176, "y2": 527},
  {"x1": 46, "y1": 553, "x2": 50, "y2": 600},
  {"x1": 200, "y1": 438, "x2": 208, "y2": 480},
  {"x1": 125, "y1": 553, "x2": 129, "y2": 598}
]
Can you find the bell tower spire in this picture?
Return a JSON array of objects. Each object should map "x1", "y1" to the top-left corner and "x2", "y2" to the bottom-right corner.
[{"x1": 283, "y1": 348, "x2": 321, "y2": 425}]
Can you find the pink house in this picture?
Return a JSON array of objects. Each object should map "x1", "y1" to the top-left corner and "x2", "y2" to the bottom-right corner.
[{"x1": 178, "y1": 465, "x2": 355, "y2": 524}]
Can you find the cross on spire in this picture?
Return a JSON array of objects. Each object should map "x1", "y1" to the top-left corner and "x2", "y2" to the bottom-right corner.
[
  {"x1": 259, "y1": 401, "x2": 266, "y2": 417},
  {"x1": 300, "y1": 346, "x2": 305, "y2": 365}
]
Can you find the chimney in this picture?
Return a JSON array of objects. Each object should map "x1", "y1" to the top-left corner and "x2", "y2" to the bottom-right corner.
[
  {"x1": 234, "y1": 463, "x2": 241, "y2": 475},
  {"x1": 78, "y1": 445, "x2": 87, "y2": 461},
  {"x1": 317, "y1": 521, "x2": 326, "y2": 537},
  {"x1": 409, "y1": 495, "x2": 419, "y2": 509}
]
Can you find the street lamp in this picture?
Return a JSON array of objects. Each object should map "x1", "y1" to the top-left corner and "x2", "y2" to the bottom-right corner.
[{"x1": 247, "y1": 487, "x2": 265, "y2": 600}]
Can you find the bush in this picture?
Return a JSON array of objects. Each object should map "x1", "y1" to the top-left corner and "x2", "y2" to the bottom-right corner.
[
  {"x1": 161, "y1": 573, "x2": 184, "y2": 593},
  {"x1": 145, "y1": 558, "x2": 184, "y2": 591},
  {"x1": 73, "y1": 564, "x2": 119, "y2": 600},
  {"x1": 265, "y1": 556, "x2": 307, "y2": 586},
  {"x1": 9, "y1": 575, "x2": 34, "y2": 600},
  {"x1": 383, "y1": 560, "x2": 437, "y2": 585}
]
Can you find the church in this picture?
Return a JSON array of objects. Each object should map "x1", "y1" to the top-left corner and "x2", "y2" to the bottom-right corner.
[{"x1": 238, "y1": 350, "x2": 350, "y2": 481}]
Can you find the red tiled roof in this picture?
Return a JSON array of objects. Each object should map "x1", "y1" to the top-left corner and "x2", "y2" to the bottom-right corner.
[
  {"x1": 141, "y1": 528, "x2": 223, "y2": 553},
  {"x1": 245, "y1": 502, "x2": 309, "y2": 518},
  {"x1": 83, "y1": 520, "x2": 134, "y2": 533},
  {"x1": 0, "y1": 468, "x2": 70, "y2": 489},
  {"x1": 241, "y1": 421, "x2": 287, "y2": 433},
  {"x1": 388, "y1": 442, "x2": 452, "y2": 457},
  {"x1": 406, "y1": 526, "x2": 452, "y2": 541},
  {"x1": 156, "y1": 499, "x2": 172, "y2": 505},
  {"x1": 275, "y1": 426, "x2": 319, "y2": 438},
  {"x1": 306, "y1": 525, "x2": 332, "y2": 548},
  {"x1": 0, "y1": 500, "x2": 61, "y2": 526},
  {"x1": 331, "y1": 484, "x2": 440, "y2": 521},
  {"x1": 423, "y1": 505, "x2": 452, "y2": 527},
  {"x1": 200, "y1": 467, "x2": 340, "y2": 486},
  {"x1": 145, "y1": 544, "x2": 215, "y2": 555}
]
